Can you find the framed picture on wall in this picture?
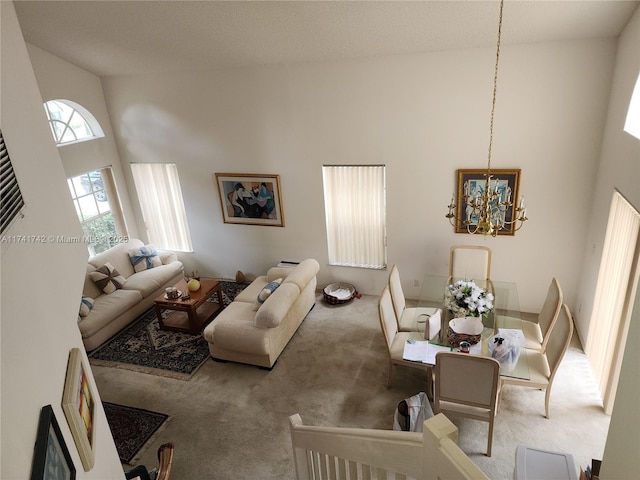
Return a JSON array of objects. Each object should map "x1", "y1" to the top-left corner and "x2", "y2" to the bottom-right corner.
[
  {"x1": 31, "y1": 405, "x2": 76, "y2": 480},
  {"x1": 61, "y1": 348, "x2": 96, "y2": 471},
  {"x1": 455, "y1": 168, "x2": 521, "y2": 236},
  {"x1": 214, "y1": 173, "x2": 285, "y2": 227}
]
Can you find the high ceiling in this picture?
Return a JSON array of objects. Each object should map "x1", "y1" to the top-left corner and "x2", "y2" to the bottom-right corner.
[{"x1": 13, "y1": 0, "x2": 640, "y2": 77}]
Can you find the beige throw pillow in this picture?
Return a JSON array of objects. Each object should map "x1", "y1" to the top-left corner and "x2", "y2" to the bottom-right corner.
[{"x1": 89, "y1": 262, "x2": 127, "y2": 294}]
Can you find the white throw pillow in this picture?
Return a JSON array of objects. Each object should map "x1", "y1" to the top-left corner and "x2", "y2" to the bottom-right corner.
[
  {"x1": 253, "y1": 278, "x2": 282, "y2": 311},
  {"x1": 128, "y1": 244, "x2": 162, "y2": 273}
]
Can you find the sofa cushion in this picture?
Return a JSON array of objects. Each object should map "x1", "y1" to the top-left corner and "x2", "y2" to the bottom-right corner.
[
  {"x1": 267, "y1": 266, "x2": 294, "y2": 282},
  {"x1": 253, "y1": 278, "x2": 282, "y2": 310},
  {"x1": 129, "y1": 244, "x2": 162, "y2": 273},
  {"x1": 89, "y1": 262, "x2": 127, "y2": 294},
  {"x1": 210, "y1": 302, "x2": 272, "y2": 356},
  {"x1": 233, "y1": 276, "x2": 268, "y2": 304},
  {"x1": 79, "y1": 296, "x2": 94, "y2": 317},
  {"x1": 77, "y1": 289, "x2": 143, "y2": 338},
  {"x1": 89, "y1": 239, "x2": 142, "y2": 279},
  {"x1": 281, "y1": 259, "x2": 320, "y2": 291},
  {"x1": 121, "y1": 261, "x2": 184, "y2": 297},
  {"x1": 255, "y1": 282, "x2": 300, "y2": 328}
]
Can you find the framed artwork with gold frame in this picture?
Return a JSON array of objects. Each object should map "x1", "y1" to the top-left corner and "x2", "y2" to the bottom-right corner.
[
  {"x1": 455, "y1": 168, "x2": 521, "y2": 236},
  {"x1": 214, "y1": 173, "x2": 285, "y2": 227},
  {"x1": 62, "y1": 348, "x2": 96, "y2": 471}
]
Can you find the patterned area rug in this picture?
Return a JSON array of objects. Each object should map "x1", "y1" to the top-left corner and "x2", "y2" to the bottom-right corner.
[
  {"x1": 88, "y1": 281, "x2": 249, "y2": 379},
  {"x1": 103, "y1": 402, "x2": 170, "y2": 465}
]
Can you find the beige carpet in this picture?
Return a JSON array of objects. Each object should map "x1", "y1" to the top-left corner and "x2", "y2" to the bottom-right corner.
[{"x1": 92, "y1": 292, "x2": 610, "y2": 479}]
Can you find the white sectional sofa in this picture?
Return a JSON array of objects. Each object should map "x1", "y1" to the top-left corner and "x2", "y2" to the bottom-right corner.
[
  {"x1": 79, "y1": 239, "x2": 184, "y2": 351},
  {"x1": 204, "y1": 259, "x2": 320, "y2": 369}
]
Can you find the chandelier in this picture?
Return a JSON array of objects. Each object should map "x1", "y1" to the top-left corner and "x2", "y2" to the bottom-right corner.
[{"x1": 446, "y1": 0, "x2": 528, "y2": 236}]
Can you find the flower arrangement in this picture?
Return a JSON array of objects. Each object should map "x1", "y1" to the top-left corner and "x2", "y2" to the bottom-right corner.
[{"x1": 445, "y1": 280, "x2": 494, "y2": 318}]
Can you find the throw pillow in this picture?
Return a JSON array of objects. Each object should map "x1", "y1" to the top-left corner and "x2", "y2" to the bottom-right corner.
[
  {"x1": 89, "y1": 262, "x2": 127, "y2": 294},
  {"x1": 128, "y1": 244, "x2": 162, "y2": 273},
  {"x1": 253, "y1": 278, "x2": 282, "y2": 311},
  {"x1": 79, "y1": 295, "x2": 94, "y2": 317}
]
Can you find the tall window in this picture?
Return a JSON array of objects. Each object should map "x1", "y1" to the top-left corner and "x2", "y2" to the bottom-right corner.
[
  {"x1": 68, "y1": 168, "x2": 127, "y2": 255},
  {"x1": 322, "y1": 165, "x2": 386, "y2": 269},
  {"x1": 44, "y1": 99, "x2": 104, "y2": 146},
  {"x1": 586, "y1": 190, "x2": 640, "y2": 414},
  {"x1": 130, "y1": 163, "x2": 193, "y2": 252}
]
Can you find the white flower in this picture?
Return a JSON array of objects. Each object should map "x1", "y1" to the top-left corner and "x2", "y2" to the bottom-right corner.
[{"x1": 445, "y1": 280, "x2": 494, "y2": 318}]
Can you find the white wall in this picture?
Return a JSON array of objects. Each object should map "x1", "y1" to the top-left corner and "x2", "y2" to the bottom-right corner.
[
  {"x1": 0, "y1": 2, "x2": 123, "y2": 478},
  {"x1": 574, "y1": 7, "x2": 640, "y2": 345},
  {"x1": 101, "y1": 38, "x2": 615, "y2": 318},
  {"x1": 592, "y1": 6, "x2": 640, "y2": 480},
  {"x1": 26, "y1": 44, "x2": 140, "y2": 240},
  {"x1": 7, "y1": 2, "x2": 639, "y2": 477}
]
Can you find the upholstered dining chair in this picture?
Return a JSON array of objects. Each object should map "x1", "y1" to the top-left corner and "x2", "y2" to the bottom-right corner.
[
  {"x1": 378, "y1": 285, "x2": 433, "y2": 393},
  {"x1": 388, "y1": 265, "x2": 439, "y2": 336},
  {"x1": 497, "y1": 277, "x2": 563, "y2": 352},
  {"x1": 449, "y1": 245, "x2": 492, "y2": 287},
  {"x1": 499, "y1": 303, "x2": 574, "y2": 419},
  {"x1": 433, "y1": 352, "x2": 501, "y2": 457}
]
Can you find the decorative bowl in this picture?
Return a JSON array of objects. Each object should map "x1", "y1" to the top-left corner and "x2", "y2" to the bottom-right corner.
[{"x1": 447, "y1": 316, "x2": 483, "y2": 347}]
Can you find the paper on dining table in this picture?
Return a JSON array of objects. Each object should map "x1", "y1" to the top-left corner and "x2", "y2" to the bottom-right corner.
[{"x1": 403, "y1": 340, "x2": 452, "y2": 364}]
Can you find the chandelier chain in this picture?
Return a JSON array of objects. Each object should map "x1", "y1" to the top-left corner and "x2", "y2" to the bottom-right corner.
[
  {"x1": 445, "y1": 0, "x2": 527, "y2": 236},
  {"x1": 487, "y1": 0, "x2": 504, "y2": 175}
]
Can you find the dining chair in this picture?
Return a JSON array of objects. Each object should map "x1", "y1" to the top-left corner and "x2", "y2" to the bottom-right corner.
[
  {"x1": 449, "y1": 245, "x2": 492, "y2": 287},
  {"x1": 499, "y1": 303, "x2": 574, "y2": 419},
  {"x1": 388, "y1": 264, "x2": 439, "y2": 336},
  {"x1": 433, "y1": 351, "x2": 501, "y2": 457},
  {"x1": 125, "y1": 442, "x2": 174, "y2": 480},
  {"x1": 497, "y1": 277, "x2": 563, "y2": 352},
  {"x1": 378, "y1": 285, "x2": 433, "y2": 392}
]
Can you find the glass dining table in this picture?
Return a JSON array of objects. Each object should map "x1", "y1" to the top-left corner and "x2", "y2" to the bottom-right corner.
[{"x1": 407, "y1": 275, "x2": 530, "y2": 380}]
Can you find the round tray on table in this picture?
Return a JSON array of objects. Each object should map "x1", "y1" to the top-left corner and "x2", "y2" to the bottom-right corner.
[{"x1": 323, "y1": 282, "x2": 357, "y2": 305}]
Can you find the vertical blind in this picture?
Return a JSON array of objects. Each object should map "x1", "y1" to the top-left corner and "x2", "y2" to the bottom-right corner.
[
  {"x1": 0, "y1": 130, "x2": 25, "y2": 234},
  {"x1": 131, "y1": 163, "x2": 193, "y2": 252},
  {"x1": 322, "y1": 165, "x2": 386, "y2": 269},
  {"x1": 585, "y1": 190, "x2": 640, "y2": 414}
]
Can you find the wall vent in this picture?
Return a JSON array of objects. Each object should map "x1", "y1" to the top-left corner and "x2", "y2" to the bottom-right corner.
[{"x1": 0, "y1": 129, "x2": 25, "y2": 234}]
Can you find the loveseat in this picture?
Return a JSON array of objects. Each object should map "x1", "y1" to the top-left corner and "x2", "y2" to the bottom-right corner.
[
  {"x1": 79, "y1": 239, "x2": 184, "y2": 351},
  {"x1": 204, "y1": 258, "x2": 320, "y2": 369}
]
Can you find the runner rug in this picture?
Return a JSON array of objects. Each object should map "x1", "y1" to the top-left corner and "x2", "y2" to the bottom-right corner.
[
  {"x1": 88, "y1": 281, "x2": 249, "y2": 380},
  {"x1": 103, "y1": 402, "x2": 170, "y2": 465}
]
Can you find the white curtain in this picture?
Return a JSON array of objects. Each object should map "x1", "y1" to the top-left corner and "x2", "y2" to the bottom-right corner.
[
  {"x1": 322, "y1": 165, "x2": 386, "y2": 269},
  {"x1": 586, "y1": 190, "x2": 640, "y2": 414},
  {"x1": 130, "y1": 163, "x2": 193, "y2": 252}
]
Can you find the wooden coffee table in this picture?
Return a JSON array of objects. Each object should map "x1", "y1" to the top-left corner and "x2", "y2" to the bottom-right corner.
[{"x1": 154, "y1": 278, "x2": 223, "y2": 334}]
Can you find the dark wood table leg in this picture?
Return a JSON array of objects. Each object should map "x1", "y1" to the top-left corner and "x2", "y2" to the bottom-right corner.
[{"x1": 156, "y1": 304, "x2": 165, "y2": 329}]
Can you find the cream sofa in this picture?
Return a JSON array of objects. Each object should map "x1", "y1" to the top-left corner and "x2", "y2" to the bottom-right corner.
[
  {"x1": 204, "y1": 259, "x2": 320, "y2": 369},
  {"x1": 79, "y1": 239, "x2": 184, "y2": 351}
]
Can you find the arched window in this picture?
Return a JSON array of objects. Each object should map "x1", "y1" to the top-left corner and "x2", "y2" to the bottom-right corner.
[
  {"x1": 43, "y1": 99, "x2": 104, "y2": 146},
  {"x1": 624, "y1": 73, "x2": 640, "y2": 140}
]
